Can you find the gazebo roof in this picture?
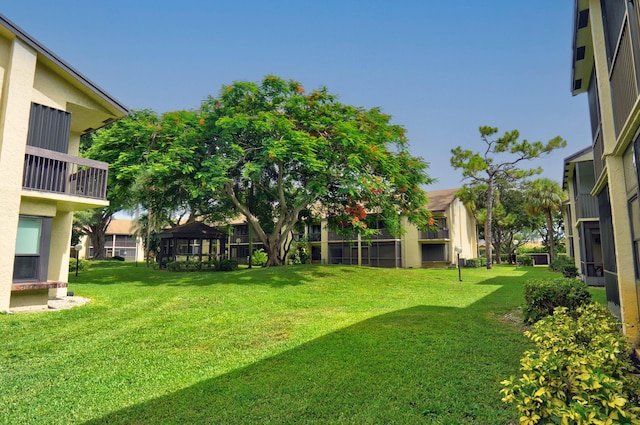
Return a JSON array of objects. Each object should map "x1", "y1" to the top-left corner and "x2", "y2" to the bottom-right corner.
[{"x1": 158, "y1": 221, "x2": 227, "y2": 239}]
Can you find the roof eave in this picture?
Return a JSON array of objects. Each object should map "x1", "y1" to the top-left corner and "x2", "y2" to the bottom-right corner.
[{"x1": 0, "y1": 14, "x2": 128, "y2": 117}]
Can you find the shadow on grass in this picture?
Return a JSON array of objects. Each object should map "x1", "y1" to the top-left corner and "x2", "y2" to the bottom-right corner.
[
  {"x1": 73, "y1": 263, "x2": 381, "y2": 289},
  {"x1": 81, "y1": 271, "x2": 541, "y2": 425}
]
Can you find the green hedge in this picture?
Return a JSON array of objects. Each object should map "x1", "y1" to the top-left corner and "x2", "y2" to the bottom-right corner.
[
  {"x1": 519, "y1": 255, "x2": 533, "y2": 266},
  {"x1": 548, "y1": 256, "x2": 579, "y2": 277},
  {"x1": 166, "y1": 259, "x2": 238, "y2": 272},
  {"x1": 68, "y1": 258, "x2": 90, "y2": 273},
  {"x1": 464, "y1": 257, "x2": 487, "y2": 268},
  {"x1": 522, "y1": 278, "x2": 591, "y2": 324},
  {"x1": 501, "y1": 303, "x2": 640, "y2": 424}
]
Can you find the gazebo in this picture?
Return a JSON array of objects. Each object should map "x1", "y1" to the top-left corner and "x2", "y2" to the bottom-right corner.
[{"x1": 158, "y1": 221, "x2": 228, "y2": 268}]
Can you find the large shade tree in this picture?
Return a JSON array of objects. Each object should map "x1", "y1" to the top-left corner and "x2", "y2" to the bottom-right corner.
[
  {"x1": 197, "y1": 76, "x2": 436, "y2": 266},
  {"x1": 524, "y1": 178, "x2": 566, "y2": 260},
  {"x1": 451, "y1": 126, "x2": 566, "y2": 269}
]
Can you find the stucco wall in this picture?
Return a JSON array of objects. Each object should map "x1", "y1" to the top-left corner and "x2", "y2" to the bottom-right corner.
[{"x1": 0, "y1": 37, "x2": 37, "y2": 311}]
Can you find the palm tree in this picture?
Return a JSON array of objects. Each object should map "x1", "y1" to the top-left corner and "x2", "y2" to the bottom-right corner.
[{"x1": 523, "y1": 178, "x2": 566, "y2": 260}]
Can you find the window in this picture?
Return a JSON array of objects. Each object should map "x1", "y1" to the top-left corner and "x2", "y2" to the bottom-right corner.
[
  {"x1": 422, "y1": 244, "x2": 446, "y2": 262},
  {"x1": 13, "y1": 216, "x2": 51, "y2": 282},
  {"x1": 601, "y1": 0, "x2": 627, "y2": 67}
]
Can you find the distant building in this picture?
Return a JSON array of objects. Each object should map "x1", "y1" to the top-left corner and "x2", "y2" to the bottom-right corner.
[
  {"x1": 226, "y1": 189, "x2": 478, "y2": 268},
  {"x1": 80, "y1": 219, "x2": 144, "y2": 261},
  {"x1": 562, "y1": 147, "x2": 604, "y2": 286},
  {"x1": 0, "y1": 15, "x2": 127, "y2": 311}
]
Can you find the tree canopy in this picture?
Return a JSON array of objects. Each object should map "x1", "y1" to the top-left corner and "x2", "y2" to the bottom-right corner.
[
  {"x1": 84, "y1": 76, "x2": 435, "y2": 266},
  {"x1": 451, "y1": 126, "x2": 566, "y2": 269},
  {"x1": 524, "y1": 178, "x2": 566, "y2": 260},
  {"x1": 197, "y1": 76, "x2": 435, "y2": 265}
]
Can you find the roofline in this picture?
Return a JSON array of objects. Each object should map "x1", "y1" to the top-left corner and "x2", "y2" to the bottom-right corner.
[
  {"x1": 563, "y1": 145, "x2": 593, "y2": 164},
  {"x1": 562, "y1": 145, "x2": 593, "y2": 190},
  {"x1": 0, "y1": 14, "x2": 129, "y2": 116}
]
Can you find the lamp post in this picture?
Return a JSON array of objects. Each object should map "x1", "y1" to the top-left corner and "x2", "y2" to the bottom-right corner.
[
  {"x1": 74, "y1": 243, "x2": 83, "y2": 277},
  {"x1": 454, "y1": 246, "x2": 463, "y2": 282},
  {"x1": 513, "y1": 239, "x2": 520, "y2": 267}
]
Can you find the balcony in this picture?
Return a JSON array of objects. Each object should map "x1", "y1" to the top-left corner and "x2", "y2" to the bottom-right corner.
[
  {"x1": 610, "y1": 19, "x2": 639, "y2": 137},
  {"x1": 22, "y1": 146, "x2": 108, "y2": 200},
  {"x1": 231, "y1": 234, "x2": 262, "y2": 244},
  {"x1": 420, "y1": 229, "x2": 450, "y2": 240},
  {"x1": 575, "y1": 194, "x2": 599, "y2": 219}
]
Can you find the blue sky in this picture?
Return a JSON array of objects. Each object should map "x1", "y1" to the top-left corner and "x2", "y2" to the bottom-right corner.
[{"x1": 2, "y1": 1, "x2": 589, "y2": 191}]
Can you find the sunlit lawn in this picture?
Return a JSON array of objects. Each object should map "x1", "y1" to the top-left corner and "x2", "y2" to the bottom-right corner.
[{"x1": 0, "y1": 263, "x2": 577, "y2": 424}]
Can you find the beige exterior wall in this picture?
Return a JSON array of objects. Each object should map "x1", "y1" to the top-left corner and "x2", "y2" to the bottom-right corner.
[
  {"x1": 0, "y1": 38, "x2": 38, "y2": 311},
  {"x1": 448, "y1": 198, "x2": 477, "y2": 262},
  {"x1": 0, "y1": 20, "x2": 126, "y2": 311},
  {"x1": 401, "y1": 218, "x2": 421, "y2": 268},
  {"x1": 320, "y1": 220, "x2": 329, "y2": 264}
]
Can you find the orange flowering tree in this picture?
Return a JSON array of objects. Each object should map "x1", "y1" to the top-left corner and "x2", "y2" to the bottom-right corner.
[{"x1": 198, "y1": 76, "x2": 435, "y2": 266}]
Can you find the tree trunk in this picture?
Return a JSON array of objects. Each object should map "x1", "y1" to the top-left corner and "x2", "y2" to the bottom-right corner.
[
  {"x1": 545, "y1": 208, "x2": 555, "y2": 260},
  {"x1": 85, "y1": 212, "x2": 112, "y2": 259},
  {"x1": 145, "y1": 208, "x2": 152, "y2": 268},
  {"x1": 493, "y1": 226, "x2": 502, "y2": 264},
  {"x1": 265, "y1": 238, "x2": 285, "y2": 266},
  {"x1": 90, "y1": 231, "x2": 106, "y2": 260},
  {"x1": 485, "y1": 178, "x2": 494, "y2": 269}
]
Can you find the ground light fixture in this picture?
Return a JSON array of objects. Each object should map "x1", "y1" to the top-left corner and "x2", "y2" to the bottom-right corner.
[
  {"x1": 454, "y1": 246, "x2": 463, "y2": 282},
  {"x1": 513, "y1": 239, "x2": 520, "y2": 267},
  {"x1": 74, "y1": 243, "x2": 83, "y2": 277}
]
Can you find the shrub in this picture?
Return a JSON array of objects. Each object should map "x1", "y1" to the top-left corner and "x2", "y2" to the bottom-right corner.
[
  {"x1": 519, "y1": 255, "x2": 534, "y2": 266},
  {"x1": 549, "y1": 255, "x2": 575, "y2": 272},
  {"x1": 522, "y1": 278, "x2": 591, "y2": 324},
  {"x1": 501, "y1": 303, "x2": 640, "y2": 424},
  {"x1": 166, "y1": 261, "x2": 182, "y2": 272},
  {"x1": 166, "y1": 259, "x2": 238, "y2": 272},
  {"x1": 562, "y1": 264, "x2": 579, "y2": 278},
  {"x1": 215, "y1": 259, "x2": 238, "y2": 272},
  {"x1": 288, "y1": 238, "x2": 311, "y2": 265},
  {"x1": 111, "y1": 255, "x2": 126, "y2": 261},
  {"x1": 166, "y1": 260, "x2": 198, "y2": 272},
  {"x1": 68, "y1": 259, "x2": 90, "y2": 273},
  {"x1": 465, "y1": 257, "x2": 487, "y2": 268},
  {"x1": 251, "y1": 249, "x2": 268, "y2": 267}
]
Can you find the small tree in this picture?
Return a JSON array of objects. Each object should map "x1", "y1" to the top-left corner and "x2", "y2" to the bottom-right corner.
[
  {"x1": 451, "y1": 126, "x2": 566, "y2": 269},
  {"x1": 73, "y1": 208, "x2": 113, "y2": 260},
  {"x1": 524, "y1": 178, "x2": 566, "y2": 261}
]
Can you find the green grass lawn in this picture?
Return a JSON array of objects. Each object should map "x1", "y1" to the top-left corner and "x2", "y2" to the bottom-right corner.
[{"x1": 1, "y1": 263, "x2": 566, "y2": 424}]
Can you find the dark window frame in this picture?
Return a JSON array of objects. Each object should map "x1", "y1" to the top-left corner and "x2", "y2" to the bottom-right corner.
[{"x1": 13, "y1": 215, "x2": 52, "y2": 283}]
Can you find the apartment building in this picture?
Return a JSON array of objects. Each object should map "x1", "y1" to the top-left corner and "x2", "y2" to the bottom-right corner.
[
  {"x1": 562, "y1": 147, "x2": 604, "y2": 286},
  {"x1": 0, "y1": 15, "x2": 127, "y2": 310},
  {"x1": 227, "y1": 189, "x2": 477, "y2": 268},
  {"x1": 81, "y1": 219, "x2": 144, "y2": 261},
  {"x1": 571, "y1": 0, "x2": 640, "y2": 347}
]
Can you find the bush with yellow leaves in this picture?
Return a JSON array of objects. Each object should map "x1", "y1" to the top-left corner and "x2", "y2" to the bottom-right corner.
[{"x1": 501, "y1": 303, "x2": 640, "y2": 424}]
